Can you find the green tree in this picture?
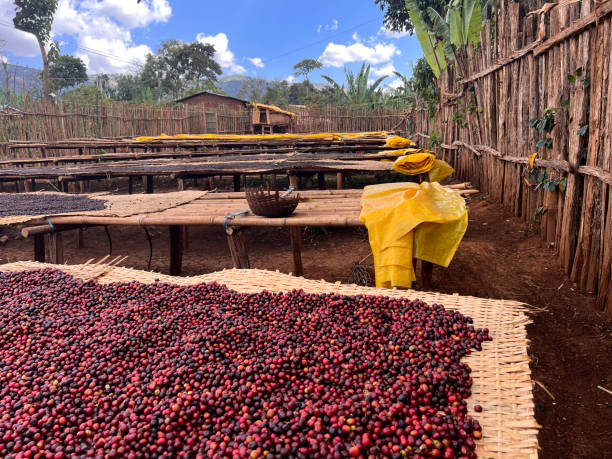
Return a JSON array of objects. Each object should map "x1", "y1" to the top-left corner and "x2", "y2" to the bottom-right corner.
[
  {"x1": 237, "y1": 77, "x2": 268, "y2": 103},
  {"x1": 62, "y1": 84, "x2": 109, "y2": 105},
  {"x1": 140, "y1": 39, "x2": 222, "y2": 101},
  {"x1": 293, "y1": 59, "x2": 322, "y2": 80},
  {"x1": 13, "y1": 0, "x2": 59, "y2": 100},
  {"x1": 321, "y1": 63, "x2": 387, "y2": 107},
  {"x1": 49, "y1": 55, "x2": 87, "y2": 92},
  {"x1": 374, "y1": 0, "x2": 447, "y2": 33},
  {"x1": 111, "y1": 74, "x2": 144, "y2": 102},
  {"x1": 263, "y1": 80, "x2": 290, "y2": 107}
]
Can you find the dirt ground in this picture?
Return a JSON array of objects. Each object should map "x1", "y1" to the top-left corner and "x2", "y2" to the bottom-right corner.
[{"x1": 0, "y1": 193, "x2": 611, "y2": 458}]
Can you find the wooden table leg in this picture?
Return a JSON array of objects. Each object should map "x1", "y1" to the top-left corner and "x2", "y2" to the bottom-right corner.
[
  {"x1": 48, "y1": 233, "x2": 64, "y2": 264},
  {"x1": 420, "y1": 260, "x2": 434, "y2": 290},
  {"x1": 289, "y1": 226, "x2": 304, "y2": 276},
  {"x1": 75, "y1": 229, "x2": 84, "y2": 249},
  {"x1": 145, "y1": 176, "x2": 154, "y2": 194},
  {"x1": 128, "y1": 176, "x2": 134, "y2": 195},
  {"x1": 233, "y1": 175, "x2": 241, "y2": 192},
  {"x1": 34, "y1": 234, "x2": 45, "y2": 262},
  {"x1": 169, "y1": 225, "x2": 183, "y2": 276},
  {"x1": 177, "y1": 178, "x2": 185, "y2": 191},
  {"x1": 226, "y1": 227, "x2": 250, "y2": 268},
  {"x1": 289, "y1": 175, "x2": 300, "y2": 190},
  {"x1": 336, "y1": 172, "x2": 345, "y2": 190},
  {"x1": 317, "y1": 173, "x2": 326, "y2": 190}
]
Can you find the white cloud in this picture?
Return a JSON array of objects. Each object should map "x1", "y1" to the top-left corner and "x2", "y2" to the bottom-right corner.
[
  {"x1": 248, "y1": 57, "x2": 264, "y2": 68},
  {"x1": 0, "y1": 0, "x2": 171, "y2": 73},
  {"x1": 0, "y1": 0, "x2": 40, "y2": 57},
  {"x1": 351, "y1": 32, "x2": 361, "y2": 43},
  {"x1": 317, "y1": 19, "x2": 339, "y2": 33},
  {"x1": 319, "y1": 41, "x2": 399, "y2": 67},
  {"x1": 80, "y1": 0, "x2": 171, "y2": 29},
  {"x1": 196, "y1": 32, "x2": 246, "y2": 74},
  {"x1": 385, "y1": 78, "x2": 404, "y2": 91},
  {"x1": 379, "y1": 26, "x2": 410, "y2": 39},
  {"x1": 371, "y1": 63, "x2": 395, "y2": 78},
  {"x1": 286, "y1": 75, "x2": 296, "y2": 84}
]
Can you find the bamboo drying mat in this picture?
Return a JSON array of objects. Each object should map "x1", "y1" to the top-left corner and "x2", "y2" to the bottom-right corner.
[
  {"x1": 0, "y1": 190, "x2": 207, "y2": 226},
  {"x1": 0, "y1": 261, "x2": 539, "y2": 458}
]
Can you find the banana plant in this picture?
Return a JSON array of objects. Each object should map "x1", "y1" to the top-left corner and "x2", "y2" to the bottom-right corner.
[
  {"x1": 406, "y1": 0, "x2": 486, "y2": 78},
  {"x1": 405, "y1": 0, "x2": 446, "y2": 78},
  {"x1": 322, "y1": 63, "x2": 388, "y2": 107}
]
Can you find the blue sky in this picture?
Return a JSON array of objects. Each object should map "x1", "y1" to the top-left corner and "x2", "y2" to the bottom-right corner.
[{"x1": 0, "y1": 0, "x2": 424, "y2": 89}]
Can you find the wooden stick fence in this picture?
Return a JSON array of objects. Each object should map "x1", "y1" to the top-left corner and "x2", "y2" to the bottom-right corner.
[{"x1": 409, "y1": 0, "x2": 612, "y2": 319}]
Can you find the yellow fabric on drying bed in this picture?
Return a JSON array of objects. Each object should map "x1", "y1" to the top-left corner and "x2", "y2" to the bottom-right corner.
[
  {"x1": 359, "y1": 182, "x2": 468, "y2": 289},
  {"x1": 392, "y1": 153, "x2": 455, "y2": 183}
]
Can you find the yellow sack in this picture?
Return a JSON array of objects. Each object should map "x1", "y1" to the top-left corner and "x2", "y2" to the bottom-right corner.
[
  {"x1": 359, "y1": 182, "x2": 468, "y2": 289},
  {"x1": 427, "y1": 160, "x2": 455, "y2": 182},
  {"x1": 385, "y1": 136, "x2": 416, "y2": 148},
  {"x1": 393, "y1": 153, "x2": 436, "y2": 175}
]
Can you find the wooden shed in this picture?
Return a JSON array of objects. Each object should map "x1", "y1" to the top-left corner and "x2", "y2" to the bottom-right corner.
[
  {"x1": 250, "y1": 103, "x2": 295, "y2": 134},
  {"x1": 175, "y1": 92, "x2": 249, "y2": 112}
]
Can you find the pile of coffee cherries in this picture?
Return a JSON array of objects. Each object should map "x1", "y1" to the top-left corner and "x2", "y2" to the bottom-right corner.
[{"x1": 0, "y1": 269, "x2": 491, "y2": 458}]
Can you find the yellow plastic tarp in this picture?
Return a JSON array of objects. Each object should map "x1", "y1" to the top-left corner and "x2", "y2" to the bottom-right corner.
[
  {"x1": 250, "y1": 103, "x2": 296, "y2": 118},
  {"x1": 392, "y1": 154, "x2": 455, "y2": 183},
  {"x1": 133, "y1": 132, "x2": 390, "y2": 142},
  {"x1": 385, "y1": 136, "x2": 416, "y2": 148},
  {"x1": 377, "y1": 147, "x2": 432, "y2": 157},
  {"x1": 359, "y1": 182, "x2": 468, "y2": 289}
]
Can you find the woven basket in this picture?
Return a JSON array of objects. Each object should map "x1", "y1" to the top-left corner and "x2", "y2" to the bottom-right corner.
[{"x1": 245, "y1": 187, "x2": 301, "y2": 218}]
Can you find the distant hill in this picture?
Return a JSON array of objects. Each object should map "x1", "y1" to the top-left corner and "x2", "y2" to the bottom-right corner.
[
  {"x1": 218, "y1": 75, "x2": 275, "y2": 99},
  {"x1": 0, "y1": 63, "x2": 43, "y2": 95}
]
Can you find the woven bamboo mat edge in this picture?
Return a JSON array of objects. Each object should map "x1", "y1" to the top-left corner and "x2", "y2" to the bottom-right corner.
[
  {"x1": 0, "y1": 261, "x2": 539, "y2": 458},
  {"x1": 0, "y1": 190, "x2": 208, "y2": 226}
]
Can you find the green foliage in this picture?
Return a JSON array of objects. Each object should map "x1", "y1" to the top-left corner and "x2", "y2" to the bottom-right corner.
[
  {"x1": 13, "y1": 0, "x2": 58, "y2": 44},
  {"x1": 49, "y1": 55, "x2": 87, "y2": 92},
  {"x1": 293, "y1": 59, "x2": 322, "y2": 79},
  {"x1": 374, "y1": 0, "x2": 447, "y2": 33},
  {"x1": 140, "y1": 39, "x2": 222, "y2": 101},
  {"x1": 406, "y1": 0, "x2": 446, "y2": 78},
  {"x1": 61, "y1": 85, "x2": 109, "y2": 105},
  {"x1": 428, "y1": 129, "x2": 443, "y2": 149},
  {"x1": 237, "y1": 78, "x2": 268, "y2": 103},
  {"x1": 321, "y1": 63, "x2": 387, "y2": 107},
  {"x1": 529, "y1": 107, "x2": 556, "y2": 150},
  {"x1": 527, "y1": 168, "x2": 566, "y2": 193}
]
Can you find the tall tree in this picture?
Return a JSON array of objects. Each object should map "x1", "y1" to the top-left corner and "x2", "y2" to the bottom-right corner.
[
  {"x1": 374, "y1": 0, "x2": 447, "y2": 33},
  {"x1": 49, "y1": 55, "x2": 87, "y2": 92},
  {"x1": 140, "y1": 39, "x2": 222, "y2": 101},
  {"x1": 13, "y1": 0, "x2": 59, "y2": 100},
  {"x1": 293, "y1": 59, "x2": 322, "y2": 80},
  {"x1": 237, "y1": 78, "x2": 268, "y2": 103}
]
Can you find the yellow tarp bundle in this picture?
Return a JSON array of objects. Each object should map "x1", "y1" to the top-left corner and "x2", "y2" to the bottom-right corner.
[
  {"x1": 385, "y1": 136, "x2": 416, "y2": 148},
  {"x1": 392, "y1": 154, "x2": 455, "y2": 183},
  {"x1": 377, "y1": 147, "x2": 431, "y2": 157},
  {"x1": 359, "y1": 182, "x2": 468, "y2": 289},
  {"x1": 133, "y1": 132, "x2": 390, "y2": 142},
  {"x1": 250, "y1": 103, "x2": 296, "y2": 118}
]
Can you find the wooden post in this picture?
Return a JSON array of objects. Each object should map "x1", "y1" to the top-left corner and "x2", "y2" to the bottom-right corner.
[
  {"x1": 336, "y1": 172, "x2": 345, "y2": 190},
  {"x1": 270, "y1": 174, "x2": 277, "y2": 189},
  {"x1": 181, "y1": 226, "x2": 189, "y2": 250},
  {"x1": 79, "y1": 181, "x2": 86, "y2": 193},
  {"x1": 233, "y1": 175, "x2": 241, "y2": 192},
  {"x1": 317, "y1": 172, "x2": 326, "y2": 190},
  {"x1": 289, "y1": 174, "x2": 300, "y2": 190},
  {"x1": 289, "y1": 226, "x2": 304, "y2": 276},
  {"x1": 169, "y1": 225, "x2": 184, "y2": 276},
  {"x1": 60, "y1": 180, "x2": 69, "y2": 193},
  {"x1": 208, "y1": 177, "x2": 214, "y2": 190},
  {"x1": 48, "y1": 233, "x2": 64, "y2": 264},
  {"x1": 75, "y1": 229, "x2": 84, "y2": 249},
  {"x1": 418, "y1": 260, "x2": 434, "y2": 290},
  {"x1": 177, "y1": 178, "x2": 185, "y2": 191},
  {"x1": 145, "y1": 176, "x2": 154, "y2": 194},
  {"x1": 128, "y1": 176, "x2": 134, "y2": 195},
  {"x1": 23, "y1": 179, "x2": 32, "y2": 193},
  {"x1": 34, "y1": 234, "x2": 45, "y2": 262},
  {"x1": 226, "y1": 227, "x2": 250, "y2": 268}
]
